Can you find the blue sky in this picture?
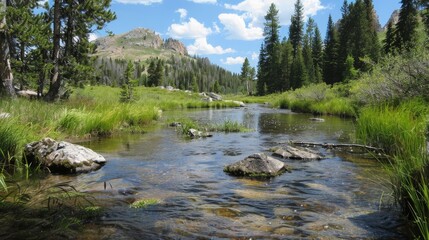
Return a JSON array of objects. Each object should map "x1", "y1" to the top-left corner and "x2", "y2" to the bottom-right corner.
[{"x1": 94, "y1": 0, "x2": 401, "y2": 73}]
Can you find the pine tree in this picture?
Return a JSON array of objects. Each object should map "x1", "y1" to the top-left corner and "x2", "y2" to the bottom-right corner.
[
  {"x1": 312, "y1": 26, "x2": 323, "y2": 83},
  {"x1": 289, "y1": 0, "x2": 304, "y2": 56},
  {"x1": 240, "y1": 57, "x2": 252, "y2": 95},
  {"x1": 323, "y1": 15, "x2": 340, "y2": 85},
  {"x1": 394, "y1": 0, "x2": 419, "y2": 52},
  {"x1": 120, "y1": 60, "x2": 135, "y2": 102},
  {"x1": 303, "y1": 18, "x2": 315, "y2": 84},
  {"x1": 0, "y1": 0, "x2": 15, "y2": 97},
  {"x1": 383, "y1": 21, "x2": 395, "y2": 55},
  {"x1": 422, "y1": 0, "x2": 429, "y2": 35},
  {"x1": 257, "y1": 44, "x2": 267, "y2": 95},
  {"x1": 280, "y1": 39, "x2": 293, "y2": 90},
  {"x1": 44, "y1": 0, "x2": 116, "y2": 101},
  {"x1": 191, "y1": 76, "x2": 199, "y2": 93},
  {"x1": 290, "y1": 47, "x2": 307, "y2": 89},
  {"x1": 343, "y1": 55, "x2": 358, "y2": 81},
  {"x1": 262, "y1": 3, "x2": 281, "y2": 94}
]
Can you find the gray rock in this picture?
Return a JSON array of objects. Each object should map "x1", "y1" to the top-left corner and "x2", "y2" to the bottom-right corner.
[
  {"x1": 17, "y1": 90, "x2": 38, "y2": 99},
  {"x1": 24, "y1": 138, "x2": 106, "y2": 174},
  {"x1": 201, "y1": 97, "x2": 213, "y2": 102},
  {"x1": 309, "y1": 118, "x2": 325, "y2": 122},
  {"x1": 271, "y1": 145, "x2": 323, "y2": 160},
  {"x1": 224, "y1": 153, "x2": 288, "y2": 177},
  {"x1": 208, "y1": 92, "x2": 222, "y2": 101},
  {"x1": 224, "y1": 100, "x2": 246, "y2": 107},
  {"x1": 169, "y1": 122, "x2": 182, "y2": 127},
  {"x1": 188, "y1": 128, "x2": 212, "y2": 138}
]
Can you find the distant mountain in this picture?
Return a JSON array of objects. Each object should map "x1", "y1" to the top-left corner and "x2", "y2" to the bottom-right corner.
[
  {"x1": 383, "y1": 10, "x2": 400, "y2": 30},
  {"x1": 92, "y1": 28, "x2": 245, "y2": 94},
  {"x1": 94, "y1": 28, "x2": 188, "y2": 60}
]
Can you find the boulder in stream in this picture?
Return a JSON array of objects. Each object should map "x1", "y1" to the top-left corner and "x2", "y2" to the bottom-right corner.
[
  {"x1": 188, "y1": 128, "x2": 213, "y2": 138},
  {"x1": 24, "y1": 138, "x2": 106, "y2": 174},
  {"x1": 224, "y1": 153, "x2": 288, "y2": 177},
  {"x1": 271, "y1": 145, "x2": 323, "y2": 160}
]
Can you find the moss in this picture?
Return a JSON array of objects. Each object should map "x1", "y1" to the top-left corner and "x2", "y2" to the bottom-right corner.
[{"x1": 130, "y1": 198, "x2": 159, "y2": 209}]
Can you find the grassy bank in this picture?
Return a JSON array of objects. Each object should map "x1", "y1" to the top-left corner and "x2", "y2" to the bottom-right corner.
[
  {"x1": 270, "y1": 83, "x2": 357, "y2": 117},
  {"x1": 356, "y1": 100, "x2": 429, "y2": 239},
  {"x1": 0, "y1": 86, "x2": 241, "y2": 166}
]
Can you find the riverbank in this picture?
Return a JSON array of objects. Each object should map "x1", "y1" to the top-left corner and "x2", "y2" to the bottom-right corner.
[{"x1": 0, "y1": 86, "x2": 242, "y2": 166}]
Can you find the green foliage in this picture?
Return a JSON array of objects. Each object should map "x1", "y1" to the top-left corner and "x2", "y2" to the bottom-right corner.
[
  {"x1": 356, "y1": 100, "x2": 427, "y2": 160},
  {"x1": 120, "y1": 60, "x2": 136, "y2": 102},
  {"x1": 394, "y1": 0, "x2": 419, "y2": 52},
  {"x1": 289, "y1": 0, "x2": 304, "y2": 56},
  {"x1": 336, "y1": 0, "x2": 381, "y2": 78},
  {"x1": 130, "y1": 198, "x2": 159, "y2": 209},
  {"x1": 323, "y1": 15, "x2": 340, "y2": 85},
  {"x1": 0, "y1": 119, "x2": 29, "y2": 163},
  {"x1": 208, "y1": 120, "x2": 251, "y2": 133},
  {"x1": 343, "y1": 55, "x2": 358, "y2": 81},
  {"x1": 258, "y1": 3, "x2": 281, "y2": 94},
  {"x1": 351, "y1": 50, "x2": 429, "y2": 105}
]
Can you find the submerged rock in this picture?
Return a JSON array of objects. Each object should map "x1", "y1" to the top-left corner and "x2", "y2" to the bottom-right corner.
[
  {"x1": 24, "y1": 138, "x2": 106, "y2": 174},
  {"x1": 271, "y1": 145, "x2": 323, "y2": 160},
  {"x1": 309, "y1": 118, "x2": 325, "y2": 122},
  {"x1": 224, "y1": 153, "x2": 288, "y2": 177}
]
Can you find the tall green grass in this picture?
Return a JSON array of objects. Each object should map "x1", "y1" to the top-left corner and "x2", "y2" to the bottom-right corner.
[{"x1": 356, "y1": 100, "x2": 429, "y2": 239}]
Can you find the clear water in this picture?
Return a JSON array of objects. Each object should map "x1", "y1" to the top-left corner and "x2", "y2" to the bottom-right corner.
[{"x1": 43, "y1": 105, "x2": 408, "y2": 239}]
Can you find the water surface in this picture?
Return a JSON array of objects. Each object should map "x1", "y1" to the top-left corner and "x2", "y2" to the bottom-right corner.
[{"x1": 48, "y1": 105, "x2": 407, "y2": 239}]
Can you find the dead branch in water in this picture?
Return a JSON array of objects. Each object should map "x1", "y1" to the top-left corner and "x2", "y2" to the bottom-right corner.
[{"x1": 289, "y1": 141, "x2": 384, "y2": 152}]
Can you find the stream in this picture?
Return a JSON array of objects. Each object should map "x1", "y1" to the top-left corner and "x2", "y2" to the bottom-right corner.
[{"x1": 42, "y1": 104, "x2": 408, "y2": 239}]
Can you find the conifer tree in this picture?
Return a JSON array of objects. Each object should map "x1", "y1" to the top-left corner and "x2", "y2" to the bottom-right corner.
[
  {"x1": 257, "y1": 44, "x2": 267, "y2": 95},
  {"x1": 312, "y1": 26, "x2": 323, "y2": 83},
  {"x1": 262, "y1": 3, "x2": 281, "y2": 94},
  {"x1": 290, "y1": 47, "x2": 307, "y2": 89},
  {"x1": 394, "y1": 0, "x2": 419, "y2": 52},
  {"x1": 240, "y1": 57, "x2": 252, "y2": 95},
  {"x1": 280, "y1": 39, "x2": 293, "y2": 90},
  {"x1": 0, "y1": 0, "x2": 15, "y2": 97},
  {"x1": 303, "y1": 18, "x2": 315, "y2": 84},
  {"x1": 422, "y1": 0, "x2": 429, "y2": 35},
  {"x1": 383, "y1": 21, "x2": 395, "y2": 55},
  {"x1": 323, "y1": 15, "x2": 340, "y2": 85},
  {"x1": 289, "y1": 0, "x2": 304, "y2": 57},
  {"x1": 120, "y1": 60, "x2": 135, "y2": 102}
]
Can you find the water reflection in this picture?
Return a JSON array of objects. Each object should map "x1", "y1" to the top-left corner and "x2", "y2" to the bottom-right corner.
[{"x1": 45, "y1": 104, "x2": 407, "y2": 239}]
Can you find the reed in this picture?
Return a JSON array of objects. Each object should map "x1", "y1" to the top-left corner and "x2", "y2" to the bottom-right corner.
[{"x1": 356, "y1": 100, "x2": 429, "y2": 239}]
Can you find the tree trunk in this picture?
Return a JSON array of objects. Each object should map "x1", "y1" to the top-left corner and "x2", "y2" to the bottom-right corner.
[
  {"x1": 0, "y1": 0, "x2": 16, "y2": 98},
  {"x1": 44, "y1": 0, "x2": 61, "y2": 102}
]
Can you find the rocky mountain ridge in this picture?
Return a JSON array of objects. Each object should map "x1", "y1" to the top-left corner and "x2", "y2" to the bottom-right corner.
[{"x1": 94, "y1": 28, "x2": 187, "y2": 59}]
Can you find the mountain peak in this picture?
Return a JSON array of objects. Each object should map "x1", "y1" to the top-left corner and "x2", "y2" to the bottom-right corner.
[{"x1": 94, "y1": 27, "x2": 188, "y2": 60}]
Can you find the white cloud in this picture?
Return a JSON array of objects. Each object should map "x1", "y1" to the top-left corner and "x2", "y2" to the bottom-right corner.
[
  {"x1": 221, "y1": 56, "x2": 245, "y2": 65},
  {"x1": 188, "y1": 0, "x2": 216, "y2": 3},
  {"x1": 224, "y1": 0, "x2": 325, "y2": 27},
  {"x1": 188, "y1": 38, "x2": 234, "y2": 55},
  {"x1": 89, "y1": 33, "x2": 98, "y2": 42},
  {"x1": 114, "y1": 0, "x2": 162, "y2": 4},
  {"x1": 176, "y1": 8, "x2": 188, "y2": 20},
  {"x1": 251, "y1": 52, "x2": 258, "y2": 60},
  {"x1": 168, "y1": 17, "x2": 212, "y2": 39},
  {"x1": 218, "y1": 13, "x2": 263, "y2": 40},
  {"x1": 213, "y1": 22, "x2": 221, "y2": 33}
]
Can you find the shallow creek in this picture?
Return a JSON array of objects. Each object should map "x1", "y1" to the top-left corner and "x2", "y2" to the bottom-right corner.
[{"x1": 46, "y1": 104, "x2": 408, "y2": 239}]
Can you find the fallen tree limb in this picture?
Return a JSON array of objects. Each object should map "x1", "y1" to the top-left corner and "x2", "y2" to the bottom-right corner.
[{"x1": 289, "y1": 141, "x2": 384, "y2": 152}]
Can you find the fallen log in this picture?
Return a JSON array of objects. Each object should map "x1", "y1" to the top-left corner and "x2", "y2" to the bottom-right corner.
[{"x1": 289, "y1": 141, "x2": 384, "y2": 152}]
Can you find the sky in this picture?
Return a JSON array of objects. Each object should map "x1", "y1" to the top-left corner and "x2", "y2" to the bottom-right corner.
[{"x1": 93, "y1": 0, "x2": 401, "y2": 73}]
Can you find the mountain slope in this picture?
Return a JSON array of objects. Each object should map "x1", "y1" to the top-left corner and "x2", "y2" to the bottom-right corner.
[{"x1": 94, "y1": 28, "x2": 188, "y2": 60}]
